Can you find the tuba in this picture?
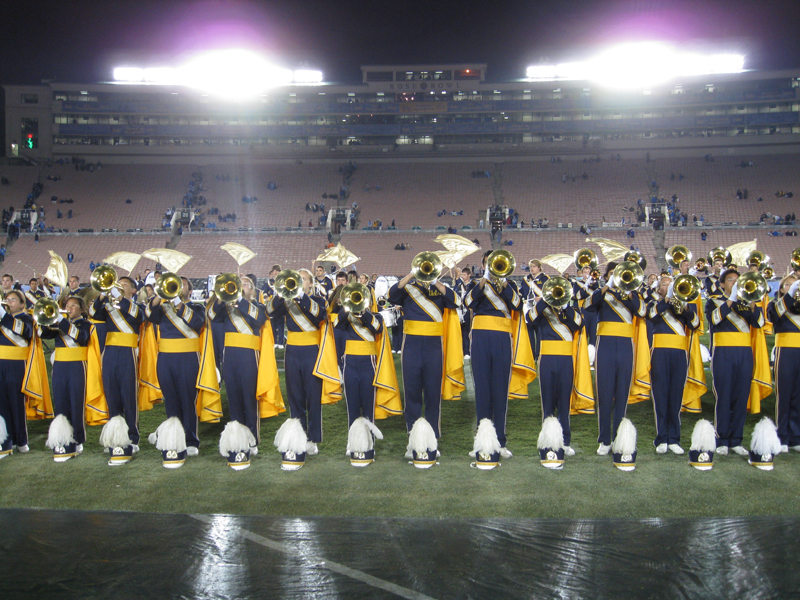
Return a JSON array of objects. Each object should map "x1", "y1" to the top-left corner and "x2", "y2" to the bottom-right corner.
[
  {"x1": 486, "y1": 250, "x2": 516, "y2": 285},
  {"x1": 707, "y1": 247, "x2": 732, "y2": 268},
  {"x1": 411, "y1": 251, "x2": 443, "y2": 288},
  {"x1": 341, "y1": 282, "x2": 370, "y2": 317},
  {"x1": 736, "y1": 271, "x2": 768, "y2": 304},
  {"x1": 671, "y1": 274, "x2": 701, "y2": 313},
  {"x1": 33, "y1": 297, "x2": 65, "y2": 328},
  {"x1": 623, "y1": 250, "x2": 647, "y2": 272},
  {"x1": 214, "y1": 273, "x2": 242, "y2": 304},
  {"x1": 612, "y1": 260, "x2": 645, "y2": 294},
  {"x1": 155, "y1": 272, "x2": 182, "y2": 301},
  {"x1": 274, "y1": 269, "x2": 303, "y2": 301},
  {"x1": 665, "y1": 245, "x2": 692, "y2": 270},
  {"x1": 541, "y1": 276, "x2": 573, "y2": 310}
]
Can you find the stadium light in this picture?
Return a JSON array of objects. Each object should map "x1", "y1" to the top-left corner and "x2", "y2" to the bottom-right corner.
[
  {"x1": 112, "y1": 49, "x2": 322, "y2": 97},
  {"x1": 526, "y1": 43, "x2": 744, "y2": 86}
]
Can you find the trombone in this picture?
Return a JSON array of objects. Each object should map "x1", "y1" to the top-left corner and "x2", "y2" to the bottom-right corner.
[
  {"x1": 612, "y1": 260, "x2": 644, "y2": 294},
  {"x1": 670, "y1": 274, "x2": 701, "y2": 314},
  {"x1": 486, "y1": 250, "x2": 515, "y2": 286},
  {"x1": 411, "y1": 251, "x2": 443, "y2": 288},
  {"x1": 541, "y1": 276, "x2": 573, "y2": 311}
]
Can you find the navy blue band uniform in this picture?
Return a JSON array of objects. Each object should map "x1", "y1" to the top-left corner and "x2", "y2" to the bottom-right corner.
[
  {"x1": 210, "y1": 296, "x2": 267, "y2": 443},
  {"x1": 706, "y1": 294, "x2": 764, "y2": 449},
  {"x1": 91, "y1": 296, "x2": 144, "y2": 444},
  {"x1": 263, "y1": 279, "x2": 286, "y2": 347},
  {"x1": 590, "y1": 286, "x2": 646, "y2": 446},
  {"x1": 40, "y1": 315, "x2": 92, "y2": 445},
  {"x1": 465, "y1": 279, "x2": 521, "y2": 448},
  {"x1": 647, "y1": 297, "x2": 700, "y2": 448},
  {"x1": 527, "y1": 298, "x2": 583, "y2": 446},
  {"x1": 573, "y1": 277, "x2": 599, "y2": 346},
  {"x1": 767, "y1": 291, "x2": 800, "y2": 448},
  {"x1": 336, "y1": 310, "x2": 383, "y2": 426},
  {"x1": 388, "y1": 280, "x2": 459, "y2": 438},
  {"x1": 146, "y1": 298, "x2": 206, "y2": 449},
  {"x1": 520, "y1": 272, "x2": 549, "y2": 359},
  {"x1": 0, "y1": 308, "x2": 33, "y2": 450},
  {"x1": 266, "y1": 292, "x2": 327, "y2": 443},
  {"x1": 24, "y1": 288, "x2": 46, "y2": 310}
]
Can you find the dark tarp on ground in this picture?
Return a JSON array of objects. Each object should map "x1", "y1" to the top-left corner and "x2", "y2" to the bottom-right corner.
[{"x1": 0, "y1": 509, "x2": 798, "y2": 599}]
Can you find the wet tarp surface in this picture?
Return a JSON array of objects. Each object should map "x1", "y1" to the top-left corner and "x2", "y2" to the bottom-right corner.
[{"x1": 0, "y1": 509, "x2": 797, "y2": 599}]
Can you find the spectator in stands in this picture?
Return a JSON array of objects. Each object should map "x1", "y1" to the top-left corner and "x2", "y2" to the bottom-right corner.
[
  {"x1": 89, "y1": 261, "x2": 96, "y2": 273},
  {"x1": 0, "y1": 246, "x2": 4, "y2": 264},
  {"x1": 701, "y1": 232, "x2": 707, "y2": 241},
  {"x1": 67, "y1": 252, "x2": 73, "y2": 264}
]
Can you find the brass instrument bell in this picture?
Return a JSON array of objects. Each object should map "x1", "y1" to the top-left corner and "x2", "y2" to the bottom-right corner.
[
  {"x1": 90, "y1": 265, "x2": 122, "y2": 294},
  {"x1": 33, "y1": 297, "x2": 64, "y2": 328},
  {"x1": 214, "y1": 273, "x2": 242, "y2": 304},
  {"x1": 665, "y1": 245, "x2": 693, "y2": 269},
  {"x1": 574, "y1": 248, "x2": 598, "y2": 272},
  {"x1": 791, "y1": 247, "x2": 800, "y2": 272},
  {"x1": 612, "y1": 260, "x2": 645, "y2": 293},
  {"x1": 341, "y1": 282, "x2": 370, "y2": 317},
  {"x1": 623, "y1": 250, "x2": 647, "y2": 272},
  {"x1": 736, "y1": 271, "x2": 768, "y2": 304},
  {"x1": 694, "y1": 258, "x2": 707, "y2": 271},
  {"x1": 486, "y1": 249, "x2": 516, "y2": 283},
  {"x1": 747, "y1": 250, "x2": 769, "y2": 270},
  {"x1": 761, "y1": 266, "x2": 774, "y2": 279},
  {"x1": 671, "y1": 274, "x2": 701, "y2": 313},
  {"x1": 707, "y1": 247, "x2": 732, "y2": 267},
  {"x1": 541, "y1": 276, "x2": 573, "y2": 310},
  {"x1": 411, "y1": 252, "x2": 443, "y2": 287},
  {"x1": 274, "y1": 269, "x2": 303, "y2": 301},
  {"x1": 155, "y1": 272, "x2": 182, "y2": 301}
]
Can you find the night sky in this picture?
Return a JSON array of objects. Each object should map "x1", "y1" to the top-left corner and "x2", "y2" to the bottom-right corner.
[{"x1": 1, "y1": 0, "x2": 799, "y2": 85}]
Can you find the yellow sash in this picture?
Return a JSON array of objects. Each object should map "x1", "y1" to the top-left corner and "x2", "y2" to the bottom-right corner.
[
  {"x1": 570, "y1": 329, "x2": 595, "y2": 414},
  {"x1": 105, "y1": 332, "x2": 139, "y2": 348},
  {"x1": 23, "y1": 332, "x2": 53, "y2": 420},
  {"x1": 373, "y1": 323, "x2": 402, "y2": 419},
  {"x1": 225, "y1": 332, "x2": 261, "y2": 350},
  {"x1": 0, "y1": 346, "x2": 29, "y2": 360},
  {"x1": 597, "y1": 322, "x2": 634, "y2": 338},
  {"x1": 652, "y1": 334, "x2": 689, "y2": 350},
  {"x1": 509, "y1": 311, "x2": 536, "y2": 400},
  {"x1": 775, "y1": 333, "x2": 800, "y2": 347},
  {"x1": 441, "y1": 308, "x2": 465, "y2": 401},
  {"x1": 313, "y1": 319, "x2": 342, "y2": 404},
  {"x1": 681, "y1": 329, "x2": 707, "y2": 413},
  {"x1": 256, "y1": 320, "x2": 285, "y2": 419},
  {"x1": 403, "y1": 320, "x2": 445, "y2": 336},
  {"x1": 159, "y1": 337, "x2": 202, "y2": 353},
  {"x1": 628, "y1": 316, "x2": 651, "y2": 404},
  {"x1": 287, "y1": 329, "x2": 321, "y2": 345},
  {"x1": 138, "y1": 322, "x2": 161, "y2": 411},
  {"x1": 748, "y1": 326, "x2": 771, "y2": 414},
  {"x1": 195, "y1": 321, "x2": 222, "y2": 422},
  {"x1": 85, "y1": 327, "x2": 109, "y2": 426}
]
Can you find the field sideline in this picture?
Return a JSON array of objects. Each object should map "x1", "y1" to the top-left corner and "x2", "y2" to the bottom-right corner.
[{"x1": 1, "y1": 328, "x2": 799, "y2": 520}]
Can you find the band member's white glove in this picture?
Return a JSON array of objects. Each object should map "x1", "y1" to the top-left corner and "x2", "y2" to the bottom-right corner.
[
  {"x1": 295, "y1": 289, "x2": 305, "y2": 300},
  {"x1": 430, "y1": 278, "x2": 438, "y2": 287},
  {"x1": 110, "y1": 287, "x2": 122, "y2": 299},
  {"x1": 730, "y1": 282, "x2": 739, "y2": 301},
  {"x1": 606, "y1": 274, "x2": 616, "y2": 289},
  {"x1": 0, "y1": 304, "x2": 6, "y2": 319},
  {"x1": 171, "y1": 296, "x2": 182, "y2": 306},
  {"x1": 666, "y1": 282, "x2": 675, "y2": 299},
  {"x1": 651, "y1": 279, "x2": 659, "y2": 290},
  {"x1": 789, "y1": 280, "x2": 800, "y2": 298},
  {"x1": 56, "y1": 312, "x2": 65, "y2": 323}
]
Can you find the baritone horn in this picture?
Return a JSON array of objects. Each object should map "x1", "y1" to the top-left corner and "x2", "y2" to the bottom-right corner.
[
  {"x1": 666, "y1": 245, "x2": 692, "y2": 269},
  {"x1": 623, "y1": 250, "x2": 647, "y2": 272},
  {"x1": 542, "y1": 276, "x2": 573, "y2": 310},
  {"x1": 747, "y1": 250, "x2": 769, "y2": 270},
  {"x1": 90, "y1": 265, "x2": 123, "y2": 295},
  {"x1": 612, "y1": 260, "x2": 645, "y2": 293},
  {"x1": 341, "y1": 282, "x2": 370, "y2": 317},
  {"x1": 274, "y1": 269, "x2": 303, "y2": 301},
  {"x1": 707, "y1": 247, "x2": 732, "y2": 268},
  {"x1": 155, "y1": 272, "x2": 182, "y2": 301},
  {"x1": 411, "y1": 251, "x2": 443, "y2": 287},
  {"x1": 574, "y1": 248, "x2": 598, "y2": 271},
  {"x1": 736, "y1": 271, "x2": 768, "y2": 304},
  {"x1": 33, "y1": 297, "x2": 66, "y2": 328},
  {"x1": 214, "y1": 273, "x2": 242, "y2": 304},
  {"x1": 487, "y1": 249, "x2": 516, "y2": 284},
  {"x1": 671, "y1": 274, "x2": 700, "y2": 313}
]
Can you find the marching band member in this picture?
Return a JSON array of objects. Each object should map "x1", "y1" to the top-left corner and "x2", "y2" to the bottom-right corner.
[
  {"x1": 315, "y1": 265, "x2": 334, "y2": 298},
  {"x1": 521, "y1": 260, "x2": 549, "y2": 359},
  {"x1": 40, "y1": 296, "x2": 105, "y2": 453},
  {"x1": 453, "y1": 267, "x2": 473, "y2": 358},
  {"x1": 146, "y1": 277, "x2": 207, "y2": 455},
  {"x1": 465, "y1": 250, "x2": 533, "y2": 457},
  {"x1": 0, "y1": 291, "x2": 33, "y2": 454},
  {"x1": 704, "y1": 257, "x2": 725, "y2": 298},
  {"x1": 90, "y1": 276, "x2": 144, "y2": 450},
  {"x1": 648, "y1": 276, "x2": 701, "y2": 454},
  {"x1": 265, "y1": 265, "x2": 285, "y2": 349},
  {"x1": 24, "y1": 277, "x2": 46, "y2": 309},
  {"x1": 767, "y1": 275, "x2": 800, "y2": 453},
  {"x1": 209, "y1": 276, "x2": 269, "y2": 448},
  {"x1": 527, "y1": 289, "x2": 584, "y2": 455},
  {"x1": 590, "y1": 262, "x2": 646, "y2": 455},
  {"x1": 335, "y1": 294, "x2": 401, "y2": 427},
  {"x1": 389, "y1": 261, "x2": 462, "y2": 446},
  {"x1": 1, "y1": 274, "x2": 14, "y2": 298},
  {"x1": 705, "y1": 268, "x2": 764, "y2": 455},
  {"x1": 573, "y1": 265, "x2": 599, "y2": 346},
  {"x1": 266, "y1": 269, "x2": 337, "y2": 455}
]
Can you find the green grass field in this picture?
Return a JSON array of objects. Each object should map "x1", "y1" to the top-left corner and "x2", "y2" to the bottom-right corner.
[{"x1": 2, "y1": 333, "x2": 799, "y2": 520}]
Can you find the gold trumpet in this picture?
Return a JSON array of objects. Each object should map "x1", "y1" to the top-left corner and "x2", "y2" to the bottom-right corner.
[
  {"x1": 487, "y1": 249, "x2": 516, "y2": 285},
  {"x1": 541, "y1": 276, "x2": 573, "y2": 310},
  {"x1": 666, "y1": 245, "x2": 693, "y2": 270},
  {"x1": 341, "y1": 282, "x2": 370, "y2": 317},
  {"x1": 624, "y1": 250, "x2": 647, "y2": 272},
  {"x1": 670, "y1": 274, "x2": 701, "y2": 313},
  {"x1": 736, "y1": 271, "x2": 768, "y2": 304},
  {"x1": 274, "y1": 269, "x2": 303, "y2": 301},
  {"x1": 33, "y1": 297, "x2": 66, "y2": 328},
  {"x1": 612, "y1": 260, "x2": 645, "y2": 293},
  {"x1": 214, "y1": 273, "x2": 242, "y2": 304},
  {"x1": 155, "y1": 272, "x2": 182, "y2": 301},
  {"x1": 411, "y1": 251, "x2": 443, "y2": 288},
  {"x1": 707, "y1": 247, "x2": 732, "y2": 268},
  {"x1": 747, "y1": 250, "x2": 769, "y2": 270}
]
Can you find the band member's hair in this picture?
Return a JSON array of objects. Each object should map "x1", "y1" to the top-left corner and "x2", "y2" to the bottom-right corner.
[
  {"x1": 246, "y1": 273, "x2": 258, "y2": 286},
  {"x1": 482, "y1": 250, "x2": 492, "y2": 264},
  {"x1": 69, "y1": 275, "x2": 80, "y2": 282},
  {"x1": 29, "y1": 278, "x2": 37, "y2": 284},
  {"x1": 605, "y1": 262, "x2": 618, "y2": 278},
  {"x1": 5, "y1": 290, "x2": 24, "y2": 304},
  {"x1": 2, "y1": 273, "x2": 12, "y2": 280},
  {"x1": 181, "y1": 277, "x2": 193, "y2": 293},
  {"x1": 335, "y1": 270, "x2": 348, "y2": 281},
  {"x1": 529, "y1": 259, "x2": 541, "y2": 269},
  {"x1": 462, "y1": 267, "x2": 472, "y2": 275},
  {"x1": 270, "y1": 264, "x2": 281, "y2": 273},
  {"x1": 65, "y1": 295, "x2": 87, "y2": 317},
  {"x1": 347, "y1": 269, "x2": 358, "y2": 283}
]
